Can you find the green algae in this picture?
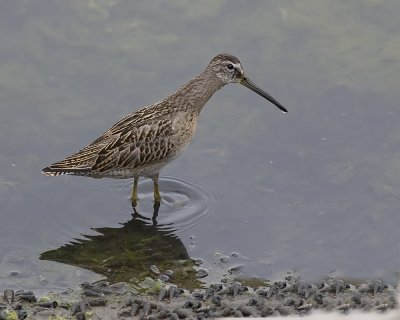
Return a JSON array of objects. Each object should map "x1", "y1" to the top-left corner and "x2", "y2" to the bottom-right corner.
[{"x1": 40, "y1": 213, "x2": 200, "y2": 290}]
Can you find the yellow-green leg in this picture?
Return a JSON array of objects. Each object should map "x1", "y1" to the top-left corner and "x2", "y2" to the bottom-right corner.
[
  {"x1": 152, "y1": 174, "x2": 161, "y2": 203},
  {"x1": 131, "y1": 177, "x2": 139, "y2": 207}
]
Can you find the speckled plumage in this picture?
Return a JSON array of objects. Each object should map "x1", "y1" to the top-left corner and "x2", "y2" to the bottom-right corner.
[{"x1": 42, "y1": 53, "x2": 287, "y2": 205}]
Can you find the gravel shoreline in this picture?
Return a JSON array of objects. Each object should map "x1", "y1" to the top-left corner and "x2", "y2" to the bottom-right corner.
[{"x1": 0, "y1": 275, "x2": 397, "y2": 319}]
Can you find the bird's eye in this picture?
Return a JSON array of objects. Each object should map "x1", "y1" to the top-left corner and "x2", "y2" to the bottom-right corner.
[{"x1": 226, "y1": 63, "x2": 234, "y2": 70}]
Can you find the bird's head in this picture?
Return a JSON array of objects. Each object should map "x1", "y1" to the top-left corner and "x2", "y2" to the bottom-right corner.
[{"x1": 207, "y1": 53, "x2": 288, "y2": 113}]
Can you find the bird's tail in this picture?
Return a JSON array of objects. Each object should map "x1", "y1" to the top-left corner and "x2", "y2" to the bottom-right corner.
[{"x1": 41, "y1": 166, "x2": 91, "y2": 177}]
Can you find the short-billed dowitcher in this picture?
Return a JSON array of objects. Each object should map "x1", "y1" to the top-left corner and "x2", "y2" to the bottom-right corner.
[{"x1": 42, "y1": 53, "x2": 287, "y2": 207}]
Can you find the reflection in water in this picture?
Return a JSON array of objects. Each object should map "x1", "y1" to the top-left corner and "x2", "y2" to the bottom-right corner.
[
  {"x1": 130, "y1": 176, "x2": 217, "y2": 232},
  {"x1": 40, "y1": 209, "x2": 200, "y2": 289},
  {"x1": 40, "y1": 176, "x2": 216, "y2": 289}
]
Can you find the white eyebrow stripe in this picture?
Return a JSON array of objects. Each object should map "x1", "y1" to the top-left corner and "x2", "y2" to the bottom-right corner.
[{"x1": 232, "y1": 63, "x2": 243, "y2": 74}]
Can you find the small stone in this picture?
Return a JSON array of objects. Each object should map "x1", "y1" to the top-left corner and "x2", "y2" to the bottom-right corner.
[
  {"x1": 158, "y1": 288, "x2": 168, "y2": 302},
  {"x1": 192, "y1": 291, "x2": 203, "y2": 300},
  {"x1": 149, "y1": 265, "x2": 160, "y2": 275},
  {"x1": 247, "y1": 298, "x2": 257, "y2": 306},
  {"x1": 169, "y1": 312, "x2": 179, "y2": 320},
  {"x1": 276, "y1": 306, "x2": 291, "y2": 316},
  {"x1": 233, "y1": 310, "x2": 243, "y2": 317},
  {"x1": 154, "y1": 309, "x2": 170, "y2": 319},
  {"x1": 260, "y1": 307, "x2": 274, "y2": 317},
  {"x1": 195, "y1": 269, "x2": 208, "y2": 279},
  {"x1": 159, "y1": 274, "x2": 170, "y2": 282},
  {"x1": 168, "y1": 286, "x2": 179, "y2": 299},
  {"x1": 211, "y1": 283, "x2": 223, "y2": 292},
  {"x1": 83, "y1": 289, "x2": 103, "y2": 297},
  {"x1": 108, "y1": 282, "x2": 129, "y2": 293},
  {"x1": 204, "y1": 288, "x2": 215, "y2": 299},
  {"x1": 87, "y1": 298, "x2": 107, "y2": 307},
  {"x1": 211, "y1": 295, "x2": 221, "y2": 307},
  {"x1": 3, "y1": 290, "x2": 14, "y2": 304},
  {"x1": 143, "y1": 301, "x2": 151, "y2": 316},
  {"x1": 220, "y1": 307, "x2": 235, "y2": 317},
  {"x1": 138, "y1": 277, "x2": 156, "y2": 289},
  {"x1": 172, "y1": 307, "x2": 189, "y2": 319},
  {"x1": 238, "y1": 305, "x2": 253, "y2": 317},
  {"x1": 184, "y1": 300, "x2": 193, "y2": 308},
  {"x1": 220, "y1": 256, "x2": 229, "y2": 263},
  {"x1": 164, "y1": 270, "x2": 174, "y2": 277},
  {"x1": 193, "y1": 258, "x2": 204, "y2": 266}
]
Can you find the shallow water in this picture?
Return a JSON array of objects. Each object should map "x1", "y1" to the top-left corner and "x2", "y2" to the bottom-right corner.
[{"x1": 1, "y1": 1, "x2": 400, "y2": 290}]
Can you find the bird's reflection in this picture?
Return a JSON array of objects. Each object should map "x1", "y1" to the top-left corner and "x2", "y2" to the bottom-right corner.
[
  {"x1": 40, "y1": 205, "x2": 199, "y2": 289},
  {"x1": 132, "y1": 199, "x2": 161, "y2": 225}
]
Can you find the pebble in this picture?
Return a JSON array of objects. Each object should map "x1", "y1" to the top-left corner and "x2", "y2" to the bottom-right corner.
[
  {"x1": 149, "y1": 265, "x2": 160, "y2": 275},
  {"x1": 220, "y1": 256, "x2": 229, "y2": 263},
  {"x1": 195, "y1": 269, "x2": 208, "y2": 278},
  {"x1": 164, "y1": 270, "x2": 173, "y2": 277}
]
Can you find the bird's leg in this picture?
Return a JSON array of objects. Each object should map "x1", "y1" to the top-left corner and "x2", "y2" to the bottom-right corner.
[
  {"x1": 152, "y1": 174, "x2": 161, "y2": 203},
  {"x1": 131, "y1": 177, "x2": 139, "y2": 207}
]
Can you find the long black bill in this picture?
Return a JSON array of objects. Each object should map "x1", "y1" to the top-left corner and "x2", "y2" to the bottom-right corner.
[{"x1": 241, "y1": 77, "x2": 288, "y2": 113}]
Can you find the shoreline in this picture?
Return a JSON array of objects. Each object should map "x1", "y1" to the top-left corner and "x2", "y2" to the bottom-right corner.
[{"x1": 1, "y1": 275, "x2": 397, "y2": 319}]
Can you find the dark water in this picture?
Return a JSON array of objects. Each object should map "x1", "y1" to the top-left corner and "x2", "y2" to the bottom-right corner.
[{"x1": 1, "y1": 1, "x2": 400, "y2": 291}]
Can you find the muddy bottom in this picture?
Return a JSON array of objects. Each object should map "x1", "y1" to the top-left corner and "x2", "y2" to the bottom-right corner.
[{"x1": 0, "y1": 274, "x2": 397, "y2": 319}]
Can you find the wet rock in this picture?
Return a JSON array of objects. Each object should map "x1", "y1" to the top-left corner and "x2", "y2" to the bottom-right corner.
[
  {"x1": 87, "y1": 298, "x2": 107, "y2": 306},
  {"x1": 195, "y1": 269, "x2": 208, "y2": 279},
  {"x1": 14, "y1": 291, "x2": 36, "y2": 303},
  {"x1": 193, "y1": 258, "x2": 203, "y2": 266},
  {"x1": 220, "y1": 256, "x2": 229, "y2": 263},
  {"x1": 81, "y1": 282, "x2": 113, "y2": 295},
  {"x1": 36, "y1": 301, "x2": 58, "y2": 308},
  {"x1": 83, "y1": 289, "x2": 103, "y2": 297}
]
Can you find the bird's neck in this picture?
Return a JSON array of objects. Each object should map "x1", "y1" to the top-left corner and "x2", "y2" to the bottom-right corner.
[{"x1": 167, "y1": 69, "x2": 225, "y2": 115}]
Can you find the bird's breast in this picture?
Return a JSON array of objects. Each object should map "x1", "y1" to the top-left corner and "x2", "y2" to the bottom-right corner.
[{"x1": 171, "y1": 112, "x2": 198, "y2": 149}]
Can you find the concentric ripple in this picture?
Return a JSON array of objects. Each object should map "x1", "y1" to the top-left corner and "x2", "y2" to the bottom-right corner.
[{"x1": 132, "y1": 175, "x2": 217, "y2": 231}]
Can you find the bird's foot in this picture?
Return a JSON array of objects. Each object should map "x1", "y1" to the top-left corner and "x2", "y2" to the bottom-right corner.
[{"x1": 131, "y1": 195, "x2": 139, "y2": 209}]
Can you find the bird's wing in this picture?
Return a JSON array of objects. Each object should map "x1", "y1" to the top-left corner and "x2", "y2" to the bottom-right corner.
[
  {"x1": 90, "y1": 118, "x2": 173, "y2": 173},
  {"x1": 44, "y1": 117, "x2": 174, "y2": 174},
  {"x1": 42, "y1": 102, "x2": 177, "y2": 175}
]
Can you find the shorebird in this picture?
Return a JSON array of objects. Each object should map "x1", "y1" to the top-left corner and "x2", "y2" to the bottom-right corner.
[{"x1": 42, "y1": 53, "x2": 287, "y2": 207}]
